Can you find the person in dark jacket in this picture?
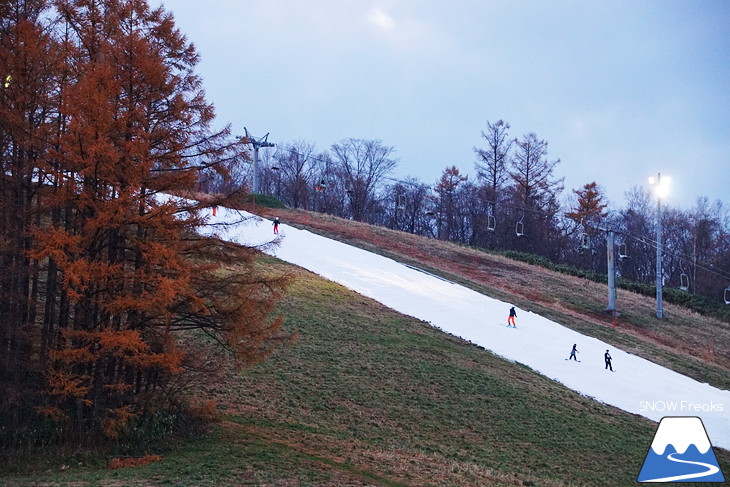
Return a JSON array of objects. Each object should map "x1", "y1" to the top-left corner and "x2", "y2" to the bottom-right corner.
[
  {"x1": 604, "y1": 350, "x2": 613, "y2": 371},
  {"x1": 568, "y1": 344, "x2": 579, "y2": 361},
  {"x1": 507, "y1": 306, "x2": 517, "y2": 328},
  {"x1": 273, "y1": 217, "x2": 280, "y2": 234}
]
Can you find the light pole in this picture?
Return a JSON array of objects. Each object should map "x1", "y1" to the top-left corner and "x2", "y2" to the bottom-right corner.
[{"x1": 649, "y1": 173, "x2": 670, "y2": 319}]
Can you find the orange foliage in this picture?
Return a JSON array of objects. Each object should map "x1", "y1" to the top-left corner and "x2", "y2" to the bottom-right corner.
[
  {"x1": 192, "y1": 400, "x2": 220, "y2": 422},
  {"x1": 108, "y1": 455, "x2": 162, "y2": 470},
  {"x1": 2, "y1": 0, "x2": 289, "y2": 442},
  {"x1": 102, "y1": 405, "x2": 140, "y2": 439},
  {"x1": 47, "y1": 371, "x2": 91, "y2": 400},
  {"x1": 97, "y1": 329, "x2": 150, "y2": 357},
  {"x1": 35, "y1": 406, "x2": 69, "y2": 422}
]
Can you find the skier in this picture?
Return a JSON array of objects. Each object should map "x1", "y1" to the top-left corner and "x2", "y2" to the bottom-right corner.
[
  {"x1": 273, "y1": 217, "x2": 280, "y2": 234},
  {"x1": 604, "y1": 349, "x2": 613, "y2": 371},
  {"x1": 568, "y1": 344, "x2": 579, "y2": 361},
  {"x1": 507, "y1": 306, "x2": 517, "y2": 328}
]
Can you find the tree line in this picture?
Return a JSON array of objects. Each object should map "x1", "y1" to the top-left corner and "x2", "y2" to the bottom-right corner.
[
  {"x1": 1, "y1": 0, "x2": 287, "y2": 447},
  {"x1": 233, "y1": 121, "x2": 730, "y2": 308}
]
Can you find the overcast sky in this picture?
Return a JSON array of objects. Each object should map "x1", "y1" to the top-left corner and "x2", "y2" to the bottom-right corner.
[{"x1": 155, "y1": 0, "x2": 729, "y2": 210}]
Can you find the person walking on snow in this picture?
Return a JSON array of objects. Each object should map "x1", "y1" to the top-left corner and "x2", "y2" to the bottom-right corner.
[
  {"x1": 507, "y1": 306, "x2": 517, "y2": 328},
  {"x1": 273, "y1": 217, "x2": 280, "y2": 234},
  {"x1": 604, "y1": 349, "x2": 613, "y2": 371},
  {"x1": 568, "y1": 344, "x2": 579, "y2": 361}
]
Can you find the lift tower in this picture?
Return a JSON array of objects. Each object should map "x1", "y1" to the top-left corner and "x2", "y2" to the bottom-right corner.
[{"x1": 245, "y1": 128, "x2": 275, "y2": 194}]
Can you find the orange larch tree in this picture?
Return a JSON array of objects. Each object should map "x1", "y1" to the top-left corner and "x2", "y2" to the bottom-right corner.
[
  {"x1": 565, "y1": 181, "x2": 609, "y2": 228},
  {"x1": 0, "y1": 0, "x2": 61, "y2": 443},
  {"x1": 1, "y1": 0, "x2": 289, "y2": 445}
]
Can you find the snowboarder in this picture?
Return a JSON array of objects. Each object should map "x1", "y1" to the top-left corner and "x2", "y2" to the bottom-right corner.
[
  {"x1": 273, "y1": 217, "x2": 280, "y2": 234},
  {"x1": 568, "y1": 344, "x2": 579, "y2": 361},
  {"x1": 507, "y1": 306, "x2": 517, "y2": 328},
  {"x1": 604, "y1": 349, "x2": 613, "y2": 371}
]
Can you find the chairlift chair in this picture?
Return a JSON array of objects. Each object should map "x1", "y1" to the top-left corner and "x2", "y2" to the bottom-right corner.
[
  {"x1": 487, "y1": 214, "x2": 496, "y2": 232},
  {"x1": 486, "y1": 205, "x2": 496, "y2": 231},
  {"x1": 678, "y1": 261, "x2": 689, "y2": 291},
  {"x1": 515, "y1": 213, "x2": 525, "y2": 237},
  {"x1": 724, "y1": 285, "x2": 730, "y2": 305},
  {"x1": 397, "y1": 194, "x2": 406, "y2": 210},
  {"x1": 579, "y1": 233, "x2": 591, "y2": 251},
  {"x1": 679, "y1": 273, "x2": 690, "y2": 291},
  {"x1": 515, "y1": 220, "x2": 524, "y2": 237},
  {"x1": 618, "y1": 243, "x2": 629, "y2": 259}
]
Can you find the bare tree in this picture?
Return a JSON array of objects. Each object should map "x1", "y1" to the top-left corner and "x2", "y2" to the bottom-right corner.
[
  {"x1": 474, "y1": 120, "x2": 512, "y2": 200},
  {"x1": 330, "y1": 138, "x2": 397, "y2": 222},
  {"x1": 617, "y1": 186, "x2": 656, "y2": 283},
  {"x1": 509, "y1": 133, "x2": 563, "y2": 209},
  {"x1": 507, "y1": 133, "x2": 563, "y2": 255},
  {"x1": 272, "y1": 140, "x2": 319, "y2": 209},
  {"x1": 433, "y1": 166, "x2": 469, "y2": 241}
]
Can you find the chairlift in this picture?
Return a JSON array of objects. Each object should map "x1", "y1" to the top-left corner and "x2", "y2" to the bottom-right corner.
[
  {"x1": 397, "y1": 194, "x2": 406, "y2": 209},
  {"x1": 487, "y1": 214, "x2": 496, "y2": 232},
  {"x1": 579, "y1": 232, "x2": 591, "y2": 251},
  {"x1": 679, "y1": 273, "x2": 690, "y2": 291},
  {"x1": 618, "y1": 243, "x2": 629, "y2": 259},
  {"x1": 724, "y1": 285, "x2": 730, "y2": 305},
  {"x1": 315, "y1": 179, "x2": 326, "y2": 193},
  {"x1": 515, "y1": 213, "x2": 525, "y2": 237},
  {"x1": 679, "y1": 261, "x2": 689, "y2": 291},
  {"x1": 271, "y1": 164, "x2": 280, "y2": 171},
  {"x1": 425, "y1": 210, "x2": 435, "y2": 216}
]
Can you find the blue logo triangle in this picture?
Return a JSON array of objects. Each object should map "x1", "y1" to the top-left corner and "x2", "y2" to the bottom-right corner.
[{"x1": 638, "y1": 417, "x2": 725, "y2": 483}]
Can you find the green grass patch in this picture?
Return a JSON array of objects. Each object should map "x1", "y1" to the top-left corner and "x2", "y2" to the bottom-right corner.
[{"x1": 246, "y1": 193, "x2": 286, "y2": 209}]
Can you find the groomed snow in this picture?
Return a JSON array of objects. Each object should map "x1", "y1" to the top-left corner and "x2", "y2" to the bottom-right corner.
[{"x1": 204, "y1": 208, "x2": 730, "y2": 450}]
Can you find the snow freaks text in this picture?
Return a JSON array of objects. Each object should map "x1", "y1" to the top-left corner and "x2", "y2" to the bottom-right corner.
[{"x1": 640, "y1": 401, "x2": 724, "y2": 413}]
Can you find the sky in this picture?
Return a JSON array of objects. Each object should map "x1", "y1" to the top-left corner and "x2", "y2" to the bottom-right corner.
[
  {"x1": 200, "y1": 206, "x2": 730, "y2": 453},
  {"x1": 155, "y1": 0, "x2": 729, "y2": 210}
]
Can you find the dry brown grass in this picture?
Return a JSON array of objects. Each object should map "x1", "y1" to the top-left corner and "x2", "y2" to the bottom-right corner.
[{"x1": 221, "y1": 420, "x2": 573, "y2": 487}]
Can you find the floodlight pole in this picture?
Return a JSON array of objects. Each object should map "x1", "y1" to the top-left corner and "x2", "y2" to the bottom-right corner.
[
  {"x1": 649, "y1": 173, "x2": 664, "y2": 320},
  {"x1": 245, "y1": 127, "x2": 275, "y2": 194},
  {"x1": 655, "y1": 192, "x2": 664, "y2": 319}
]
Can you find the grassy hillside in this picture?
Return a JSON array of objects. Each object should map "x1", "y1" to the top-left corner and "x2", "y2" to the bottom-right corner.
[
  {"x1": 3, "y1": 205, "x2": 729, "y2": 486},
  {"x1": 4, "y1": 258, "x2": 727, "y2": 486}
]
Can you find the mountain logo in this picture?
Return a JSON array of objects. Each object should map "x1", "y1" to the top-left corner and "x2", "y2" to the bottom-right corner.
[{"x1": 637, "y1": 416, "x2": 725, "y2": 483}]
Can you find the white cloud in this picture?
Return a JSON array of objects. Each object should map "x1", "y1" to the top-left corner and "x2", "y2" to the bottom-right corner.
[{"x1": 367, "y1": 6, "x2": 396, "y2": 31}]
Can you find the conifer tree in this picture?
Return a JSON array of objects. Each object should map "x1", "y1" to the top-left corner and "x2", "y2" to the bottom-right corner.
[
  {"x1": 565, "y1": 182, "x2": 608, "y2": 227},
  {"x1": 1, "y1": 0, "x2": 288, "y2": 443}
]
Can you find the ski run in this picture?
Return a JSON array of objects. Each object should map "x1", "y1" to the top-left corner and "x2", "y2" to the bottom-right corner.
[{"x1": 202, "y1": 207, "x2": 730, "y2": 450}]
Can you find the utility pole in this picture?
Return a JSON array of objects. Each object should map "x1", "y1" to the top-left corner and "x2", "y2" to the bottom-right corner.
[
  {"x1": 606, "y1": 230, "x2": 617, "y2": 313},
  {"x1": 244, "y1": 128, "x2": 275, "y2": 194},
  {"x1": 584, "y1": 222, "x2": 618, "y2": 315}
]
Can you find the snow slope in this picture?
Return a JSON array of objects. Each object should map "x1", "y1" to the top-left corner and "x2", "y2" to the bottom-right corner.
[{"x1": 205, "y1": 209, "x2": 730, "y2": 450}]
